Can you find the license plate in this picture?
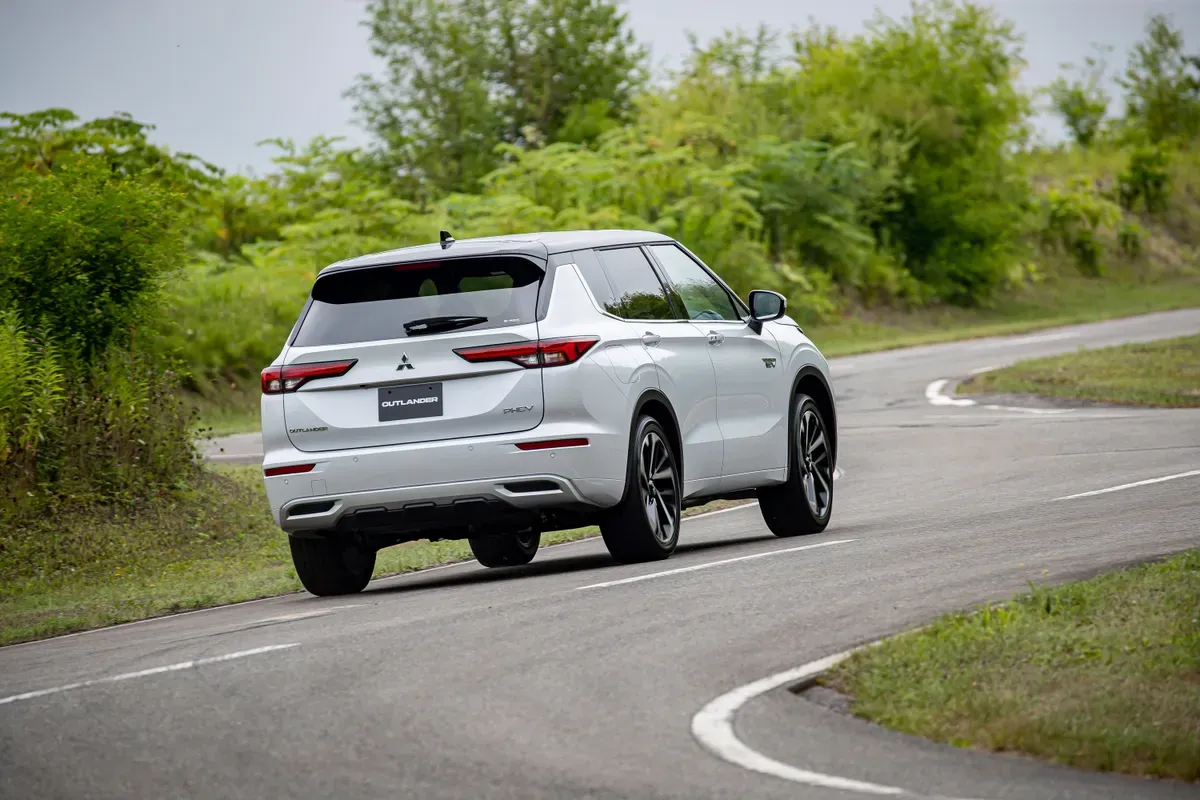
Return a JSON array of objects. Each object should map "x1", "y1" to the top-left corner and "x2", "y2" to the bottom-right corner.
[{"x1": 379, "y1": 382, "x2": 443, "y2": 421}]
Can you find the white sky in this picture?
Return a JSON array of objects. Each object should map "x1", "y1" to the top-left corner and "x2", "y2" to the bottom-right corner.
[{"x1": 1, "y1": 0, "x2": 1197, "y2": 173}]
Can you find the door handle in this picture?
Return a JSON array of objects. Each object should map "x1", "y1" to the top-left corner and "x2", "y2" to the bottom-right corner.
[
  {"x1": 706, "y1": 331, "x2": 724, "y2": 346},
  {"x1": 641, "y1": 332, "x2": 661, "y2": 347}
]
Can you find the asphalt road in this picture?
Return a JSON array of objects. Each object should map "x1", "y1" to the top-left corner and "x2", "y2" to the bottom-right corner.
[{"x1": 4, "y1": 309, "x2": 1200, "y2": 800}]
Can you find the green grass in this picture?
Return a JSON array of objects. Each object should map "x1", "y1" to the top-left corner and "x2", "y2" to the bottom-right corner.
[
  {"x1": 0, "y1": 465, "x2": 745, "y2": 646},
  {"x1": 961, "y1": 333, "x2": 1200, "y2": 407},
  {"x1": 824, "y1": 550, "x2": 1200, "y2": 781}
]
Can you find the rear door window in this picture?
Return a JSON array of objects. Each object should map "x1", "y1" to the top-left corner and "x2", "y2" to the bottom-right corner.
[
  {"x1": 595, "y1": 247, "x2": 675, "y2": 321},
  {"x1": 648, "y1": 245, "x2": 742, "y2": 322},
  {"x1": 293, "y1": 256, "x2": 543, "y2": 346}
]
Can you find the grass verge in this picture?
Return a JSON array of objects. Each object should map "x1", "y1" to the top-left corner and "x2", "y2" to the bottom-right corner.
[
  {"x1": 960, "y1": 332, "x2": 1200, "y2": 407},
  {"x1": 0, "y1": 465, "x2": 748, "y2": 646},
  {"x1": 824, "y1": 550, "x2": 1200, "y2": 781}
]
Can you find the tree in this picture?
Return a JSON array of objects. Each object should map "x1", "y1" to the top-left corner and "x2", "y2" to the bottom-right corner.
[
  {"x1": 1048, "y1": 47, "x2": 1111, "y2": 147},
  {"x1": 1118, "y1": 14, "x2": 1200, "y2": 143},
  {"x1": 349, "y1": 0, "x2": 646, "y2": 194},
  {"x1": 0, "y1": 109, "x2": 218, "y2": 194}
]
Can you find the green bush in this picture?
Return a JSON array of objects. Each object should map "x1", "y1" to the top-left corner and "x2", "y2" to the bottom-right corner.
[
  {"x1": 0, "y1": 310, "x2": 197, "y2": 519},
  {"x1": 0, "y1": 152, "x2": 197, "y2": 518},
  {"x1": 0, "y1": 156, "x2": 185, "y2": 365},
  {"x1": 1117, "y1": 144, "x2": 1172, "y2": 213},
  {"x1": 1038, "y1": 179, "x2": 1121, "y2": 277}
]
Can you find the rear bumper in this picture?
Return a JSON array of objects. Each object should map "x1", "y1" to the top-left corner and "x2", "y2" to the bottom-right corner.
[
  {"x1": 278, "y1": 472, "x2": 619, "y2": 535},
  {"x1": 263, "y1": 426, "x2": 628, "y2": 536}
]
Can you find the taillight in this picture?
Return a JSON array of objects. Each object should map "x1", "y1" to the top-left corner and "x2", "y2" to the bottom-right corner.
[
  {"x1": 454, "y1": 337, "x2": 599, "y2": 368},
  {"x1": 261, "y1": 359, "x2": 357, "y2": 394}
]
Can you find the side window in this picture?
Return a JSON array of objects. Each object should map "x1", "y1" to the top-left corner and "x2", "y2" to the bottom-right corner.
[
  {"x1": 571, "y1": 248, "x2": 621, "y2": 316},
  {"x1": 648, "y1": 245, "x2": 741, "y2": 322},
  {"x1": 595, "y1": 247, "x2": 674, "y2": 321}
]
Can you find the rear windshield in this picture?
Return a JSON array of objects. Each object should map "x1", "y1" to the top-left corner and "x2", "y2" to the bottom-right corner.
[{"x1": 293, "y1": 256, "x2": 543, "y2": 346}]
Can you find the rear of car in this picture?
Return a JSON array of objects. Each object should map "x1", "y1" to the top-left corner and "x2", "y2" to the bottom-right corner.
[{"x1": 260, "y1": 240, "x2": 632, "y2": 551}]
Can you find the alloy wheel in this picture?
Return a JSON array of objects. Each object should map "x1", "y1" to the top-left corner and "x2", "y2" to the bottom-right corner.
[
  {"x1": 638, "y1": 431, "x2": 679, "y2": 545},
  {"x1": 797, "y1": 407, "x2": 832, "y2": 519}
]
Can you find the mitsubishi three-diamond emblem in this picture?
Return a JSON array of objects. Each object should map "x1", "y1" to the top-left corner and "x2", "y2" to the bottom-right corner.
[{"x1": 397, "y1": 353, "x2": 414, "y2": 371}]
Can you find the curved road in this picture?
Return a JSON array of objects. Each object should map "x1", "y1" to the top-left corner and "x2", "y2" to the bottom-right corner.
[{"x1": 4, "y1": 310, "x2": 1200, "y2": 799}]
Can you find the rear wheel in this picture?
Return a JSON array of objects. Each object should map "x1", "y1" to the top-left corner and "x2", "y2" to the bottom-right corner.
[
  {"x1": 468, "y1": 531, "x2": 540, "y2": 567},
  {"x1": 757, "y1": 393, "x2": 833, "y2": 537},
  {"x1": 289, "y1": 535, "x2": 376, "y2": 596},
  {"x1": 601, "y1": 416, "x2": 681, "y2": 563}
]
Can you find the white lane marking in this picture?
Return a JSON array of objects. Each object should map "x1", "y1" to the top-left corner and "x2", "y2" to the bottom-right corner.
[
  {"x1": 1051, "y1": 469, "x2": 1200, "y2": 501},
  {"x1": 970, "y1": 331, "x2": 1078, "y2": 349},
  {"x1": 252, "y1": 604, "x2": 364, "y2": 624},
  {"x1": 967, "y1": 364, "x2": 1002, "y2": 375},
  {"x1": 979, "y1": 403, "x2": 1065, "y2": 416},
  {"x1": 0, "y1": 644, "x2": 299, "y2": 707},
  {"x1": 691, "y1": 649, "x2": 986, "y2": 800},
  {"x1": 925, "y1": 379, "x2": 1065, "y2": 415},
  {"x1": 575, "y1": 540, "x2": 855, "y2": 591},
  {"x1": 925, "y1": 379, "x2": 976, "y2": 407}
]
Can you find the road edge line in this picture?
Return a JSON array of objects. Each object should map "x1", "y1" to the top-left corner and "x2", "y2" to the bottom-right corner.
[{"x1": 691, "y1": 634, "x2": 985, "y2": 800}]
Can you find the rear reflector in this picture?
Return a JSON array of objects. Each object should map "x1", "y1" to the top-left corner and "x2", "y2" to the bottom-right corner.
[
  {"x1": 264, "y1": 464, "x2": 316, "y2": 477},
  {"x1": 454, "y1": 337, "x2": 598, "y2": 368},
  {"x1": 262, "y1": 359, "x2": 357, "y2": 394},
  {"x1": 515, "y1": 438, "x2": 589, "y2": 451}
]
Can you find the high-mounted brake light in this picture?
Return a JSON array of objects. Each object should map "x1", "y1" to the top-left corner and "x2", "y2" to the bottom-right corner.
[
  {"x1": 453, "y1": 337, "x2": 599, "y2": 368},
  {"x1": 261, "y1": 359, "x2": 357, "y2": 394}
]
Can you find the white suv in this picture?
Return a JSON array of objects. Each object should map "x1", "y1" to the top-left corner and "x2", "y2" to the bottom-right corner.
[{"x1": 262, "y1": 230, "x2": 837, "y2": 595}]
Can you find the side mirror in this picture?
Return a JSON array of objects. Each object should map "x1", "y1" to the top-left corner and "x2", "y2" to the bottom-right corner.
[{"x1": 747, "y1": 290, "x2": 786, "y2": 334}]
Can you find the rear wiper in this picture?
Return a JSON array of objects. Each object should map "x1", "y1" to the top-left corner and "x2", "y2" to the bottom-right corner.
[{"x1": 403, "y1": 315, "x2": 489, "y2": 336}]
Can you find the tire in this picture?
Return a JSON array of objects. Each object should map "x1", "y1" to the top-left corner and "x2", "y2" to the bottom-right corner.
[
  {"x1": 600, "y1": 416, "x2": 682, "y2": 563},
  {"x1": 288, "y1": 535, "x2": 376, "y2": 596},
  {"x1": 468, "y1": 531, "x2": 540, "y2": 567},
  {"x1": 757, "y1": 393, "x2": 834, "y2": 537}
]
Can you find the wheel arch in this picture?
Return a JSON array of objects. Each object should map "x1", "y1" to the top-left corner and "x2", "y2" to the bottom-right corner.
[
  {"x1": 791, "y1": 366, "x2": 837, "y2": 467},
  {"x1": 632, "y1": 389, "x2": 684, "y2": 485}
]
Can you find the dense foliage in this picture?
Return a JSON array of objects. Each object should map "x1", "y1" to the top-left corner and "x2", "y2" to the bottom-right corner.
[{"x1": 0, "y1": 117, "x2": 199, "y2": 517}]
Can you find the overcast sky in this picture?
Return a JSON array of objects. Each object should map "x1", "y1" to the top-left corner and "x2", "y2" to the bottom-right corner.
[{"x1": 2, "y1": 0, "x2": 1198, "y2": 173}]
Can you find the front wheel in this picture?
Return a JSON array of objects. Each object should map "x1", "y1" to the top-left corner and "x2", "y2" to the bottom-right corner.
[
  {"x1": 600, "y1": 416, "x2": 681, "y2": 563},
  {"x1": 289, "y1": 535, "x2": 376, "y2": 596},
  {"x1": 468, "y1": 531, "x2": 540, "y2": 567},
  {"x1": 757, "y1": 393, "x2": 834, "y2": 537}
]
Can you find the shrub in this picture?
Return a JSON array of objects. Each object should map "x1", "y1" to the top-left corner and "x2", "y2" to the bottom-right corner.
[
  {"x1": 0, "y1": 152, "x2": 197, "y2": 518},
  {"x1": 1117, "y1": 144, "x2": 1172, "y2": 213},
  {"x1": 1118, "y1": 221, "x2": 1145, "y2": 258},
  {"x1": 1047, "y1": 49, "x2": 1111, "y2": 148},
  {"x1": 1039, "y1": 179, "x2": 1121, "y2": 276},
  {"x1": 0, "y1": 155, "x2": 185, "y2": 366},
  {"x1": 0, "y1": 310, "x2": 197, "y2": 519}
]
